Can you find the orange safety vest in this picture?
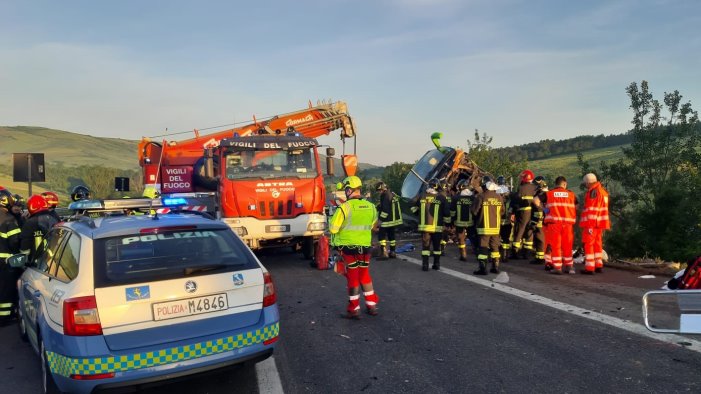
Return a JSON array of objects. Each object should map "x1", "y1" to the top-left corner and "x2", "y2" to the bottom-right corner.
[
  {"x1": 544, "y1": 187, "x2": 576, "y2": 224},
  {"x1": 579, "y1": 182, "x2": 610, "y2": 229}
]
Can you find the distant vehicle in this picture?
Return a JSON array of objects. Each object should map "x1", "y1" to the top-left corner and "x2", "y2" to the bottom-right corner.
[
  {"x1": 137, "y1": 101, "x2": 358, "y2": 258},
  {"x1": 8, "y1": 198, "x2": 279, "y2": 394}
]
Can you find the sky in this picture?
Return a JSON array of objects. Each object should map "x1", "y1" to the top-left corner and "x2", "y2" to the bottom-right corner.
[{"x1": 1, "y1": 0, "x2": 700, "y2": 166}]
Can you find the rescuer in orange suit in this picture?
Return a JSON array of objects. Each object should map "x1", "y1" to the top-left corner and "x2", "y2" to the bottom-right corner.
[
  {"x1": 535, "y1": 176, "x2": 578, "y2": 275},
  {"x1": 580, "y1": 173, "x2": 610, "y2": 274}
]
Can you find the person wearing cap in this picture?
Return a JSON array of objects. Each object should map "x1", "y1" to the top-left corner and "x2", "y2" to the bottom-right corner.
[
  {"x1": 329, "y1": 176, "x2": 379, "y2": 319},
  {"x1": 0, "y1": 188, "x2": 21, "y2": 322},
  {"x1": 375, "y1": 181, "x2": 403, "y2": 259},
  {"x1": 471, "y1": 176, "x2": 505, "y2": 275},
  {"x1": 20, "y1": 195, "x2": 59, "y2": 262},
  {"x1": 510, "y1": 170, "x2": 538, "y2": 260},
  {"x1": 580, "y1": 173, "x2": 610, "y2": 274},
  {"x1": 411, "y1": 179, "x2": 451, "y2": 271}
]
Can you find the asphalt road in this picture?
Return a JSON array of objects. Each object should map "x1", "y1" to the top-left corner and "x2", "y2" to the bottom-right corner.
[{"x1": 2, "y1": 240, "x2": 701, "y2": 393}]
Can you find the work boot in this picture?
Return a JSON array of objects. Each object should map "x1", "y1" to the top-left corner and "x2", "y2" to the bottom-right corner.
[
  {"x1": 501, "y1": 249, "x2": 509, "y2": 263},
  {"x1": 422, "y1": 255, "x2": 429, "y2": 271},
  {"x1": 366, "y1": 306, "x2": 378, "y2": 316},
  {"x1": 566, "y1": 266, "x2": 576, "y2": 275},
  {"x1": 389, "y1": 247, "x2": 397, "y2": 259},
  {"x1": 474, "y1": 261, "x2": 488, "y2": 275},
  {"x1": 343, "y1": 310, "x2": 361, "y2": 320},
  {"x1": 595, "y1": 267, "x2": 603, "y2": 273},
  {"x1": 509, "y1": 248, "x2": 520, "y2": 260},
  {"x1": 432, "y1": 256, "x2": 440, "y2": 270},
  {"x1": 459, "y1": 248, "x2": 468, "y2": 262},
  {"x1": 489, "y1": 258, "x2": 500, "y2": 274},
  {"x1": 550, "y1": 268, "x2": 563, "y2": 275}
]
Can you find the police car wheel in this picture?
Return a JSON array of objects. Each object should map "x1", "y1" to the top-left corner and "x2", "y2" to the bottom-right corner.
[{"x1": 40, "y1": 339, "x2": 61, "y2": 394}]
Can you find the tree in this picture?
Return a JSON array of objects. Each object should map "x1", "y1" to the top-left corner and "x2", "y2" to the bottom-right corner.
[
  {"x1": 466, "y1": 130, "x2": 527, "y2": 182},
  {"x1": 381, "y1": 162, "x2": 413, "y2": 196},
  {"x1": 582, "y1": 81, "x2": 701, "y2": 261}
]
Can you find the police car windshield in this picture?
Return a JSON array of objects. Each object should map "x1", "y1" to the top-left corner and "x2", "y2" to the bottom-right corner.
[
  {"x1": 224, "y1": 148, "x2": 318, "y2": 180},
  {"x1": 93, "y1": 228, "x2": 257, "y2": 287}
]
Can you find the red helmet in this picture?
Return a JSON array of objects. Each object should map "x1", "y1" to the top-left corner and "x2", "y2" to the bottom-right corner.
[
  {"x1": 519, "y1": 169, "x2": 535, "y2": 183},
  {"x1": 27, "y1": 194, "x2": 49, "y2": 215},
  {"x1": 41, "y1": 191, "x2": 59, "y2": 208}
]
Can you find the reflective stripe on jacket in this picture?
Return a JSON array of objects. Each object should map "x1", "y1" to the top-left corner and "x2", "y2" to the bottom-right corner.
[
  {"x1": 471, "y1": 190, "x2": 504, "y2": 235},
  {"x1": 416, "y1": 193, "x2": 450, "y2": 233},
  {"x1": 544, "y1": 187, "x2": 577, "y2": 224},
  {"x1": 453, "y1": 195, "x2": 474, "y2": 227},
  {"x1": 580, "y1": 182, "x2": 610, "y2": 229},
  {"x1": 329, "y1": 198, "x2": 377, "y2": 247},
  {"x1": 379, "y1": 191, "x2": 403, "y2": 228}
]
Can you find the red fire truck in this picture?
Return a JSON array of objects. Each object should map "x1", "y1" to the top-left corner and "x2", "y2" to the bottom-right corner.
[{"x1": 138, "y1": 101, "x2": 358, "y2": 257}]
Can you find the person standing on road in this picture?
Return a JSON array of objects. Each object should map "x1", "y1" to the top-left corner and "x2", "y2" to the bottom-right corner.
[
  {"x1": 537, "y1": 176, "x2": 578, "y2": 275},
  {"x1": 411, "y1": 179, "x2": 451, "y2": 271},
  {"x1": 471, "y1": 176, "x2": 505, "y2": 275},
  {"x1": 580, "y1": 173, "x2": 610, "y2": 274},
  {"x1": 452, "y1": 179, "x2": 475, "y2": 262},
  {"x1": 529, "y1": 176, "x2": 548, "y2": 265},
  {"x1": 375, "y1": 181, "x2": 403, "y2": 259},
  {"x1": 439, "y1": 180, "x2": 454, "y2": 254},
  {"x1": 20, "y1": 195, "x2": 59, "y2": 262},
  {"x1": 329, "y1": 176, "x2": 379, "y2": 319},
  {"x1": 496, "y1": 176, "x2": 513, "y2": 263},
  {"x1": 0, "y1": 189, "x2": 21, "y2": 322},
  {"x1": 510, "y1": 170, "x2": 537, "y2": 260}
]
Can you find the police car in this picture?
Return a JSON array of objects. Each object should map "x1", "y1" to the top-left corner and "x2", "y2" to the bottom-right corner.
[{"x1": 8, "y1": 198, "x2": 279, "y2": 393}]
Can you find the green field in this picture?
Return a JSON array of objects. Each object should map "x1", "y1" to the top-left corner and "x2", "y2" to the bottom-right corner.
[{"x1": 528, "y1": 145, "x2": 627, "y2": 183}]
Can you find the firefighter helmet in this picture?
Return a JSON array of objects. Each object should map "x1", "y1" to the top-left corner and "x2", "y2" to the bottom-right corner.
[
  {"x1": 71, "y1": 185, "x2": 91, "y2": 201},
  {"x1": 481, "y1": 175, "x2": 493, "y2": 187},
  {"x1": 341, "y1": 176, "x2": 362, "y2": 189},
  {"x1": 497, "y1": 176, "x2": 506, "y2": 186},
  {"x1": 27, "y1": 194, "x2": 49, "y2": 215},
  {"x1": 375, "y1": 181, "x2": 387, "y2": 191},
  {"x1": 533, "y1": 175, "x2": 546, "y2": 186},
  {"x1": 438, "y1": 179, "x2": 449, "y2": 192},
  {"x1": 519, "y1": 170, "x2": 534, "y2": 183},
  {"x1": 143, "y1": 186, "x2": 161, "y2": 199},
  {"x1": 456, "y1": 179, "x2": 469, "y2": 190},
  {"x1": 427, "y1": 179, "x2": 440, "y2": 191},
  {"x1": 0, "y1": 187, "x2": 14, "y2": 209},
  {"x1": 41, "y1": 191, "x2": 59, "y2": 208}
]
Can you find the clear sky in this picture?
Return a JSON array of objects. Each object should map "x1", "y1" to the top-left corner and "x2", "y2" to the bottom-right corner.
[{"x1": 1, "y1": 0, "x2": 700, "y2": 165}]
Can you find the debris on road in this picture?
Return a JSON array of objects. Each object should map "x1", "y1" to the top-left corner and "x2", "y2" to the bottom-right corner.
[
  {"x1": 493, "y1": 272, "x2": 510, "y2": 283},
  {"x1": 340, "y1": 334, "x2": 351, "y2": 339}
]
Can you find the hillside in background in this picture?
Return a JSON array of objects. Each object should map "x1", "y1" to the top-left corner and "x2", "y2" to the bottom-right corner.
[{"x1": 528, "y1": 145, "x2": 626, "y2": 184}]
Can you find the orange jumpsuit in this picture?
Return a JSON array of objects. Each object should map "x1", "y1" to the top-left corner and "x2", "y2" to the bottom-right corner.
[
  {"x1": 543, "y1": 187, "x2": 578, "y2": 271},
  {"x1": 580, "y1": 182, "x2": 610, "y2": 272}
]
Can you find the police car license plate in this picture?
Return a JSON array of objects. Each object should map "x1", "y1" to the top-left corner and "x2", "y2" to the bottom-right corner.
[{"x1": 152, "y1": 293, "x2": 228, "y2": 321}]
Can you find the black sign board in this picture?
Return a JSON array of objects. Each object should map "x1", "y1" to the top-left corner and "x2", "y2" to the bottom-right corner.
[
  {"x1": 114, "y1": 177, "x2": 130, "y2": 192},
  {"x1": 13, "y1": 153, "x2": 46, "y2": 182}
]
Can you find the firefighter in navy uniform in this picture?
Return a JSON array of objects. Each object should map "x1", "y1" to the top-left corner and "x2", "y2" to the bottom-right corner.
[
  {"x1": 0, "y1": 189, "x2": 21, "y2": 322},
  {"x1": 529, "y1": 176, "x2": 548, "y2": 265},
  {"x1": 375, "y1": 181, "x2": 403, "y2": 259},
  {"x1": 452, "y1": 179, "x2": 475, "y2": 261},
  {"x1": 438, "y1": 180, "x2": 454, "y2": 254},
  {"x1": 496, "y1": 176, "x2": 512, "y2": 263},
  {"x1": 472, "y1": 176, "x2": 505, "y2": 275},
  {"x1": 328, "y1": 176, "x2": 379, "y2": 319},
  {"x1": 412, "y1": 179, "x2": 451, "y2": 271},
  {"x1": 20, "y1": 195, "x2": 59, "y2": 262},
  {"x1": 510, "y1": 170, "x2": 537, "y2": 259}
]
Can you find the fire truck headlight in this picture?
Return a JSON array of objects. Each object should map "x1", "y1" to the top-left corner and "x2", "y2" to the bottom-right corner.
[{"x1": 307, "y1": 222, "x2": 326, "y2": 231}]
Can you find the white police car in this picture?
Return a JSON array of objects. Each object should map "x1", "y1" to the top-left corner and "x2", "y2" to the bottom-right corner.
[{"x1": 8, "y1": 198, "x2": 279, "y2": 393}]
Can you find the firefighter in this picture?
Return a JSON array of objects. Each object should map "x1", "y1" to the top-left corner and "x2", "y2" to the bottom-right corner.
[
  {"x1": 41, "y1": 191, "x2": 61, "y2": 222},
  {"x1": 496, "y1": 176, "x2": 512, "y2": 262},
  {"x1": 580, "y1": 173, "x2": 610, "y2": 274},
  {"x1": 20, "y1": 195, "x2": 59, "y2": 262},
  {"x1": 143, "y1": 186, "x2": 161, "y2": 199},
  {"x1": 529, "y1": 176, "x2": 548, "y2": 265},
  {"x1": 537, "y1": 176, "x2": 578, "y2": 274},
  {"x1": 411, "y1": 179, "x2": 451, "y2": 271},
  {"x1": 0, "y1": 189, "x2": 21, "y2": 322},
  {"x1": 329, "y1": 176, "x2": 379, "y2": 319},
  {"x1": 439, "y1": 180, "x2": 454, "y2": 254},
  {"x1": 471, "y1": 176, "x2": 505, "y2": 275},
  {"x1": 70, "y1": 185, "x2": 91, "y2": 202},
  {"x1": 375, "y1": 181, "x2": 403, "y2": 259},
  {"x1": 452, "y1": 179, "x2": 475, "y2": 262},
  {"x1": 510, "y1": 170, "x2": 537, "y2": 259},
  {"x1": 10, "y1": 194, "x2": 27, "y2": 228}
]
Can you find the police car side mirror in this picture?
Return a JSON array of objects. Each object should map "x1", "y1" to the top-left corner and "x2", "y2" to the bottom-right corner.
[{"x1": 7, "y1": 254, "x2": 28, "y2": 268}]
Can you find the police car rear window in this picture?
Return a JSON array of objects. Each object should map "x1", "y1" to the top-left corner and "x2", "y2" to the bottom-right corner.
[{"x1": 92, "y1": 228, "x2": 258, "y2": 287}]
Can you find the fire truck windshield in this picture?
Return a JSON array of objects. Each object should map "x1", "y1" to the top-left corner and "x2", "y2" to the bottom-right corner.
[{"x1": 225, "y1": 148, "x2": 318, "y2": 180}]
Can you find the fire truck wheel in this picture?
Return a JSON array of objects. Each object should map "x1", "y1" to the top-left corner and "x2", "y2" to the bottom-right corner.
[{"x1": 301, "y1": 237, "x2": 315, "y2": 260}]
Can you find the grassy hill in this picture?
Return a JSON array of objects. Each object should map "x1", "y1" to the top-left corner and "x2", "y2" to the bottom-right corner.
[{"x1": 528, "y1": 145, "x2": 626, "y2": 183}]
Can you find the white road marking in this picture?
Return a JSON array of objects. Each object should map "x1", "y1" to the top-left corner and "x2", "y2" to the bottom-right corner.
[
  {"x1": 399, "y1": 255, "x2": 701, "y2": 353},
  {"x1": 256, "y1": 355, "x2": 284, "y2": 394}
]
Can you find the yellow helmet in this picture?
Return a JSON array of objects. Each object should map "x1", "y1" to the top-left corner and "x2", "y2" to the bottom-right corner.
[
  {"x1": 142, "y1": 186, "x2": 161, "y2": 199},
  {"x1": 341, "y1": 176, "x2": 362, "y2": 189}
]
